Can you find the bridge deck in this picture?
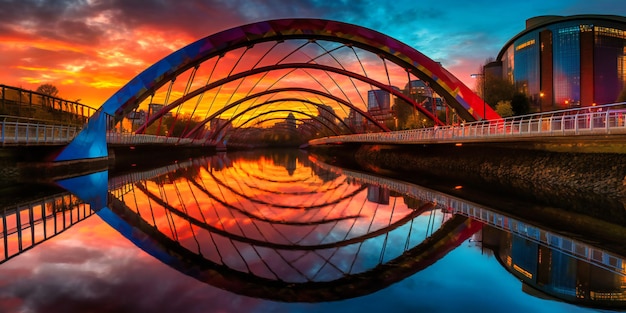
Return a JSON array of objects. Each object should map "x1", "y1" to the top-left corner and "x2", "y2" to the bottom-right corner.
[{"x1": 310, "y1": 105, "x2": 626, "y2": 151}]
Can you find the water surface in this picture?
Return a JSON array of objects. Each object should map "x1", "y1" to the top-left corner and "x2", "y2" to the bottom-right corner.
[{"x1": 0, "y1": 150, "x2": 623, "y2": 312}]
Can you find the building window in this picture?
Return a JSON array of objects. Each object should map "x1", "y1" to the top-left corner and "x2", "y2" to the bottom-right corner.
[
  {"x1": 594, "y1": 25, "x2": 626, "y2": 103},
  {"x1": 553, "y1": 25, "x2": 581, "y2": 107}
]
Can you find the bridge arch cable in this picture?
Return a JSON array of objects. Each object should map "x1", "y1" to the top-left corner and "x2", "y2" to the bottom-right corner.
[
  {"x1": 141, "y1": 62, "x2": 433, "y2": 132},
  {"x1": 311, "y1": 41, "x2": 369, "y2": 112},
  {"x1": 180, "y1": 87, "x2": 384, "y2": 139},
  {"x1": 222, "y1": 41, "x2": 312, "y2": 123},
  {"x1": 131, "y1": 37, "x2": 448, "y2": 143},
  {"x1": 223, "y1": 114, "x2": 342, "y2": 146},
  {"x1": 295, "y1": 42, "x2": 358, "y2": 119},
  {"x1": 95, "y1": 19, "x2": 499, "y2": 151},
  {"x1": 168, "y1": 65, "x2": 199, "y2": 141},
  {"x1": 209, "y1": 40, "x2": 356, "y2": 140},
  {"x1": 208, "y1": 105, "x2": 349, "y2": 143},
  {"x1": 169, "y1": 40, "x2": 313, "y2": 140}
]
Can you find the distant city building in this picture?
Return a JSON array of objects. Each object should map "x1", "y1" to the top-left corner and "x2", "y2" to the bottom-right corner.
[
  {"x1": 367, "y1": 89, "x2": 395, "y2": 129},
  {"x1": 126, "y1": 110, "x2": 146, "y2": 129},
  {"x1": 210, "y1": 117, "x2": 231, "y2": 141},
  {"x1": 489, "y1": 15, "x2": 626, "y2": 111},
  {"x1": 368, "y1": 89, "x2": 392, "y2": 111},
  {"x1": 345, "y1": 108, "x2": 365, "y2": 132},
  {"x1": 317, "y1": 103, "x2": 337, "y2": 126},
  {"x1": 148, "y1": 103, "x2": 165, "y2": 117},
  {"x1": 285, "y1": 112, "x2": 297, "y2": 129},
  {"x1": 404, "y1": 80, "x2": 443, "y2": 114}
]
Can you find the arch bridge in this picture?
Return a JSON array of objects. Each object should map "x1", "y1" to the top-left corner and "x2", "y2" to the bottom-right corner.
[{"x1": 54, "y1": 18, "x2": 495, "y2": 161}]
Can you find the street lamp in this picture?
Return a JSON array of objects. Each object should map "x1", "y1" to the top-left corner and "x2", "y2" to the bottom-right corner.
[
  {"x1": 539, "y1": 92, "x2": 544, "y2": 113},
  {"x1": 470, "y1": 73, "x2": 486, "y2": 120}
]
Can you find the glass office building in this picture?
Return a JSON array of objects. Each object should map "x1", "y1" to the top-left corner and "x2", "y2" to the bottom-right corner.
[{"x1": 490, "y1": 15, "x2": 626, "y2": 112}]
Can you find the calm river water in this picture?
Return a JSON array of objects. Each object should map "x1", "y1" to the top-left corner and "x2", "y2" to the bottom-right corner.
[{"x1": 0, "y1": 149, "x2": 624, "y2": 313}]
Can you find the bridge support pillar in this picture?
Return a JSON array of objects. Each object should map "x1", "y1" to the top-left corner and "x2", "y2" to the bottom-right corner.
[{"x1": 54, "y1": 110, "x2": 109, "y2": 162}]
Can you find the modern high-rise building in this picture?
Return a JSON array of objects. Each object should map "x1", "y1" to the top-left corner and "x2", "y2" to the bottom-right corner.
[
  {"x1": 367, "y1": 89, "x2": 392, "y2": 111},
  {"x1": 367, "y1": 89, "x2": 395, "y2": 129},
  {"x1": 488, "y1": 15, "x2": 626, "y2": 112}
]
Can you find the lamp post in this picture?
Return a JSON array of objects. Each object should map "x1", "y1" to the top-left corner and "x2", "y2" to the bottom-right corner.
[
  {"x1": 470, "y1": 73, "x2": 486, "y2": 120},
  {"x1": 539, "y1": 92, "x2": 544, "y2": 113}
]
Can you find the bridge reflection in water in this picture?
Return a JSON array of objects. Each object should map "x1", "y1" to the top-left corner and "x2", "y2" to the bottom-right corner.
[
  {"x1": 102, "y1": 152, "x2": 482, "y2": 302},
  {"x1": 1, "y1": 150, "x2": 624, "y2": 311}
]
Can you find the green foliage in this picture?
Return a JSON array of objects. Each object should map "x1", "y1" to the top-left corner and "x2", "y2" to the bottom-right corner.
[
  {"x1": 483, "y1": 74, "x2": 516, "y2": 111},
  {"x1": 392, "y1": 96, "x2": 418, "y2": 129},
  {"x1": 143, "y1": 114, "x2": 204, "y2": 137},
  {"x1": 511, "y1": 92, "x2": 530, "y2": 116},
  {"x1": 391, "y1": 93, "x2": 433, "y2": 129},
  {"x1": 495, "y1": 100, "x2": 514, "y2": 117}
]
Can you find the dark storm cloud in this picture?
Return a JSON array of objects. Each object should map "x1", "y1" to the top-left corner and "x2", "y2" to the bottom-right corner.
[
  {"x1": 0, "y1": 0, "x2": 105, "y2": 44},
  {"x1": 2, "y1": 0, "x2": 626, "y2": 107}
]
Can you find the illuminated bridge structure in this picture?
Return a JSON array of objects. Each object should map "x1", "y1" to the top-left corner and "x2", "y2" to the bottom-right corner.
[
  {"x1": 309, "y1": 103, "x2": 626, "y2": 147},
  {"x1": 53, "y1": 18, "x2": 497, "y2": 162},
  {"x1": 97, "y1": 153, "x2": 483, "y2": 302}
]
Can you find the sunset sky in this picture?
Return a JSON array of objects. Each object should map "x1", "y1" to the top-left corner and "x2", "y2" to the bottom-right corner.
[{"x1": 1, "y1": 0, "x2": 625, "y2": 109}]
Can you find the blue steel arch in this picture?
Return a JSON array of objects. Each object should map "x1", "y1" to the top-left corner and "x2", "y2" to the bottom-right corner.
[{"x1": 55, "y1": 18, "x2": 498, "y2": 161}]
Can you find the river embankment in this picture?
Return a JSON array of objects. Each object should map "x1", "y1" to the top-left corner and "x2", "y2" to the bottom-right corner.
[{"x1": 309, "y1": 143, "x2": 626, "y2": 224}]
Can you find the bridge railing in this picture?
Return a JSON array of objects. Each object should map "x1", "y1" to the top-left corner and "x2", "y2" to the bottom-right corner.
[
  {"x1": 0, "y1": 84, "x2": 96, "y2": 125},
  {"x1": 313, "y1": 159, "x2": 626, "y2": 277},
  {"x1": 0, "y1": 115, "x2": 80, "y2": 146},
  {"x1": 310, "y1": 103, "x2": 626, "y2": 145},
  {"x1": 106, "y1": 131, "x2": 207, "y2": 146},
  {"x1": 0, "y1": 192, "x2": 92, "y2": 264}
]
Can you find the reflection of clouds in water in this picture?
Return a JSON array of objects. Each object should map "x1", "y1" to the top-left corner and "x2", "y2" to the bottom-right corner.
[
  {"x1": 0, "y1": 218, "x2": 265, "y2": 313},
  {"x1": 0, "y1": 152, "x2": 607, "y2": 312},
  {"x1": 121, "y1": 155, "x2": 454, "y2": 286}
]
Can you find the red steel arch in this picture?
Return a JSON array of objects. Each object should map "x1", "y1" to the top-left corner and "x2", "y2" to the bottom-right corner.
[
  {"x1": 100, "y1": 18, "x2": 497, "y2": 122},
  {"x1": 56, "y1": 18, "x2": 499, "y2": 161}
]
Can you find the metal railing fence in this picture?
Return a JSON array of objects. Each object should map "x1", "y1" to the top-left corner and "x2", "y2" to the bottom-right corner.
[
  {"x1": 0, "y1": 115, "x2": 79, "y2": 146},
  {"x1": 310, "y1": 103, "x2": 626, "y2": 145}
]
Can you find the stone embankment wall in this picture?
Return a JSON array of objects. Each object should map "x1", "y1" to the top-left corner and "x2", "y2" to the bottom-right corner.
[
  {"x1": 312, "y1": 143, "x2": 626, "y2": 223},
  {"x1": 356, "y1": 144, "x2": 625, "y2": 197}
]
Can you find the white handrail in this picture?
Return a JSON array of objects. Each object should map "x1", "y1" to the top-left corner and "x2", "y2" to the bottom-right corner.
[
  {"x1": 0, "y1": 117, "x2": 79, "y2": 145},
  {"x1": 105, "y1": 132, "x2": 207, "y2": 146},
  {"x1": 310, "y1": 103, "x2": 626, "y2": 145}
]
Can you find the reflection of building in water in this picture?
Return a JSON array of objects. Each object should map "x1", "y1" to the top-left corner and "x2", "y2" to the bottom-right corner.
[
  {"x1": 270, "y1": 151, "x2": 298, "y2": 176},
  {"x1": 309, "y1": 157, "x2": 626, "y2": 308},
  {"x1": 367, "y1": 185, "x2": 390, "y2": 205},
  {"x1": 482, "y1": 227, "x2": 626, "y2": 309},
  {"x1": 209, "y1": 153, "x2": 232, "y2": 171}
]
